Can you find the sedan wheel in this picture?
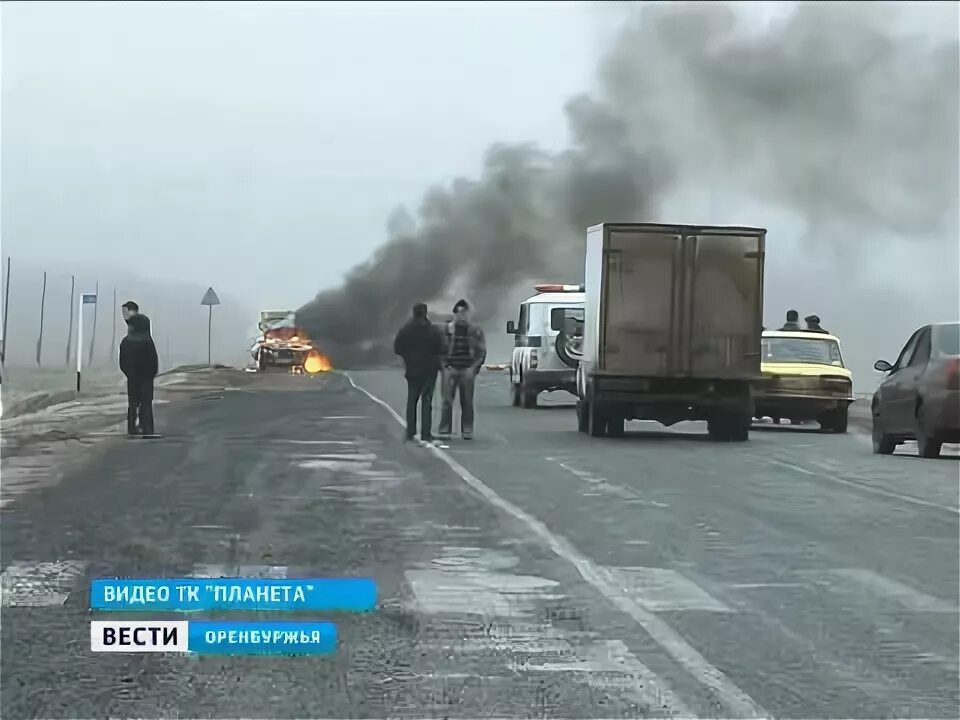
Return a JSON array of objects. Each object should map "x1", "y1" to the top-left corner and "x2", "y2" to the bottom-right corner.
[
  {"x1": 872, "y1": 413, "x2": 896, "y2": 455},
  {"x1": 916, "y1": 420, "x2": 942, "y2": 459}
]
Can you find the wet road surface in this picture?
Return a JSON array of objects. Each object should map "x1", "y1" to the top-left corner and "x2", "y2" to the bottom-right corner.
[{"x1": 2, "y1": 368, "x2": 957, "y2": 718}]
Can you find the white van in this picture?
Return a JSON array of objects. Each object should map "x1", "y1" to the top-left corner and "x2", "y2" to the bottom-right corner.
[{"x1": 506, "y1": 284, "x2": 585, "y2": 408}]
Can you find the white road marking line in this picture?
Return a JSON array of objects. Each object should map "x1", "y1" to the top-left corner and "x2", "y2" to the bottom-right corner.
[
  {"x1": 761, "y1": 457, "x2": 960, "y2": 515},
  {"x1": 321, "y1": 415, "x2": 367, "y2": 419},
  {"x1": 406, "y1": 546, "x2": 693, "y2": 716},
  {"x1": 406, "y1": 569, "x2": 561, "y2": 618},
  {"x1": 297, "y1": 459, "x2": 374, "y2": 472},
  {"x1": 347, "y1": 373, "x2": 768, "y2": 719},
  {"x1": 273, "y1": 440, "x2": 361, "y2": 445},
  {"x1": 605, "y1": 567, "x2": 733, "y2": 613},
  {"x1": 190, "y1": 564, "x2": 289, "y2": 579},
  {"x1": 727, "y1": 583, "x2": 807, "y2": 589},
  {"x1": 546, "y1": 457, "x2": 670, "y2": 507},
  {"x1": 806, "y1": 569, "x2": 958, "y2": 613},
  {"x1": 1, "y1": 561, "x2": 88, "y2": 607},
  {"x1": 523, "y1": 638, "x2": 694, "y2": 717},
  {"x1": 301, "y1": 453, "x2": 379, "y2": 461}
]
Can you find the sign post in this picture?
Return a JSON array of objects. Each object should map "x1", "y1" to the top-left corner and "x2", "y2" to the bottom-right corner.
[
  {"x1": 200, "y1": 287, "x2": 220, "y2": 366},
  {"x1": 77, "y1": 292, "x2": 97, "y2": 391},
  {"x1": 1, "y1": 257, "x2": 11, "y2": 365}
]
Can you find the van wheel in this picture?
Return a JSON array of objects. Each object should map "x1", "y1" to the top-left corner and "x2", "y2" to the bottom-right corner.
[
  {"x1": 576, "y1": 401, "x2": 588, "y2": 432},
  {"x1": 871, "y1": 412, "x2": 896, "y2": 454},
  {"x1": 521, "y1": 385, "x2": 538, "y2": 408}
]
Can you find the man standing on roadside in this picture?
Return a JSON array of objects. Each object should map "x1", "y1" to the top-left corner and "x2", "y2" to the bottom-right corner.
[
  {"x1": 121, "y1": 300, "x2": 139, "y2": 323},
  {"x1": 119, "y1": 310, "x2": 159, "y2": 437},
  {"x1": 393, "y1": 303, "x2": 445, "y2": 444},
  {"x1": 438, "y1": 299, "x2": 486, "y2": 441}
]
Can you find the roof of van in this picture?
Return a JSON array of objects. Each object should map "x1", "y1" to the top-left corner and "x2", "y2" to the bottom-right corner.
[{"x1": 522, "y1": 292, "x2": 585, "y2": 305}]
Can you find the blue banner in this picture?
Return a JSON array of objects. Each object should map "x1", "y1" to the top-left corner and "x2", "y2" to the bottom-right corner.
[
  {"x1": 89, "y1": 578, "x2": 376, "y2": 612},
  {"x1": 188, "y1": 621, "x2": 337, "y2": 655}
]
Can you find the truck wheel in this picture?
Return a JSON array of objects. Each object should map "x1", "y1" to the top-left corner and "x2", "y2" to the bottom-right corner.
[
  {"x1": 728, "y1": 411, "x2": 750, "y2": 442},
  {"x1": 576, "y1": 401, "x2": 588, "y2": 433},
  {"x1": 511, "y1": 383, "x2": 521, "y2": 407},
  {"x1": 707, "y1": 413, "x2": 729, "y2": 441},
  {"x1": 606, "y1": 413, "x2": 625, "y2": 437},
  {"x1": 588, "y1": 402, "x2": 607, "y2": 437},
  {"x1": 708, "y1": 409, "x2": 748, "y2": 441}
]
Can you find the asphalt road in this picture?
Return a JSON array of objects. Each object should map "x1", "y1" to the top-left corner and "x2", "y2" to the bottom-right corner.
[{"x1": 1, "y1": 368, "x2": 957, "y2": 719}]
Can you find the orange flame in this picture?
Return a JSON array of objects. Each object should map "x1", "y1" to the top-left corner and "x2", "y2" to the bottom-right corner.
[{"x1": 303, "y1": 350, "x2": 333, "y2": 374}]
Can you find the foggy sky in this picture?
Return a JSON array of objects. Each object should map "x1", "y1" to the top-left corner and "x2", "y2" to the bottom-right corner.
[
  {"x1": 3, "y1": 1, "x2": 958, "y2": 388},
  {"x1": 2, "y1": 1, "x2": 598, "y2": 310}
]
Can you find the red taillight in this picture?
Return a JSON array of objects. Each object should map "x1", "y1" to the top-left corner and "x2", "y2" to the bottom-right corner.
[{"x1": 945, "y1": 358, "x2": 960, "y2": 390}]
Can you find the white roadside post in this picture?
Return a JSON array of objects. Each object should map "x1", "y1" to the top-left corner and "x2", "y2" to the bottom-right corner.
[{"x1": 77, "y1": 292, "x2": 97, "y2": 391}]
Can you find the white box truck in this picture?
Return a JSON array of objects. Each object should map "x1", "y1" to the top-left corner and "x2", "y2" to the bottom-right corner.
[{"x1": 570, "y1": 223, "x2": 766, "y2": 441}]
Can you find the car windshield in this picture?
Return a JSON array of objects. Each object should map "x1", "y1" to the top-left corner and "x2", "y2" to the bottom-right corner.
[
  {"x1": 936, "y1": 324, "x2": 960, "y2": 355},
  {"x1": 762, "y1": 336, "x2": 844, "y2": 366}
]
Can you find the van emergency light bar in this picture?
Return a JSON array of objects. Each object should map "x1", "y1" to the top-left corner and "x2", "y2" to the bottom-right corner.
[{"x1": 534, "y1": 284, "x2": 585, "y2": 293}]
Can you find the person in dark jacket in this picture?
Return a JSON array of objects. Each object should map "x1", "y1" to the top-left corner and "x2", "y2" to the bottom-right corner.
[
  {"x1": 119, "y1": 312, "x2": 159, "y2": 437},
  {"x1": 804, "y1": 314, "x2": 829, "y2": 334},
  {"x1": 438, "y1": 299, "x2": 486, "y2": 440},
  {"x1": 393, "y1": 303, "x2": 445, "y2": 443},
  {"x1": 121, "y1": 300, "x2": 140, "y2": 322},
  {"x1": 779, "y1": 310, "x2": 802, "y2": 331}
]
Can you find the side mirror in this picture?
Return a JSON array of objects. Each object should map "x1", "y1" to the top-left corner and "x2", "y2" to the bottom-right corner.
[
  {"x1": 506, "y1": 321, "x2": 516, "y2": 335},
  {"x1": 874, "y1": 359, "x2": 893, "y2": 373},
  {"x1": 550, "y1": 308, "x2": 565, "y2": 331}
]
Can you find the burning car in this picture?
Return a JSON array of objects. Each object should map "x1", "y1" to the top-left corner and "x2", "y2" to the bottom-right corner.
[{"x1": 250, "y1": 311, "x2": 332, "y2": 374}]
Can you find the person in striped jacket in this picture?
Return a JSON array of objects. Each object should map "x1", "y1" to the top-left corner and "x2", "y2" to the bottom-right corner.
[{"x1": 438, "y1": 299, "x2": 486, "y2": 440}]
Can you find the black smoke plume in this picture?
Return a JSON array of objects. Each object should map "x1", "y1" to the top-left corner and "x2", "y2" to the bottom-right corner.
[{"x1": 299, "y1": 2, "x2": 958, "y2": 369}]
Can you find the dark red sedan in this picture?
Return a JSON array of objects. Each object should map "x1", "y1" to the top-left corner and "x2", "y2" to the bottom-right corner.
[{"x1": 872, "y1": 322, "x2": 960, "y2": 458}]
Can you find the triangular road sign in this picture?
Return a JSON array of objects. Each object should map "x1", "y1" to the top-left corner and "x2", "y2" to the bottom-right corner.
[{"x1": 200, "y1": 287, "x2": 221, "y2": 306}]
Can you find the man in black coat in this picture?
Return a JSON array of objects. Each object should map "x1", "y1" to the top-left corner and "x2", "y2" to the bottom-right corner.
[
  {"x1": 804, "y1": 315, "x2": 830, "y2": 334},
  {"x1": 393, "y1": 303, "x2": 445, "y2": 443},
  {"x1": 780, "y1": 310, "x2": 802, "y2": 331},
  {"x1": 119, "y1": 312, "x2": 159, "y2": 437}
]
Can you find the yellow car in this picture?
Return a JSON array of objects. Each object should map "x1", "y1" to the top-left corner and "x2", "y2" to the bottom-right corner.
[{"x1": 753, "y1": 330, "x2": 854, "y2": 432}]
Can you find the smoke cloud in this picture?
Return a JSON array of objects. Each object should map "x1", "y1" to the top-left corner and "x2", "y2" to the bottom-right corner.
[{"x1": 298, "y1": 2, "x2": 958, "y2": 370}]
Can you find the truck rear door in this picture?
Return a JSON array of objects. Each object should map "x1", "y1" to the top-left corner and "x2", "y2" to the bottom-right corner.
[
  {"x1": 601, "y1": 225, "x2": 764, "y2": 379},
  {"x1": 687, "y1": 229, "x2": 765, "y2": 378}
]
